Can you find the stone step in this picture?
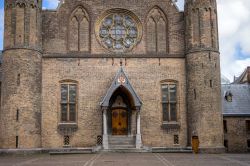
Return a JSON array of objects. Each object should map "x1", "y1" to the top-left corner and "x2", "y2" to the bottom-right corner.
[
  {"x1": 104, "y1": 148, "x2": 149, "y2": 153},
  {"x1": 49, "y1": 148, "x2": 94, "y2": 155},
  {"x1": 109, "y1": 136, "x2": 135, "y2": 145},
  {"x1": 109, "y1": 145, "x2": 136, "y2": 149},
  {"x1": 109, "y1": 140, "x2": 135, "y2": 144},
  {"x1": 152, "y1": 147, "x2": 193, "y2": 153},
  {"x1": 109, "y1": 136, "x2": 135, "y2": 140}
]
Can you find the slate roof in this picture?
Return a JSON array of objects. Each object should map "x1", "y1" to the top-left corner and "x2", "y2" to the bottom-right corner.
[{"x1": 222, "y1": 84, "x2": 250, "y2": 117}]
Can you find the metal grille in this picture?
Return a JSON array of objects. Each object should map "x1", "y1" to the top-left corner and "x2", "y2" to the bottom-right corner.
[
  {"x1": 64, "y1": 136, "x2": 70, "y2": 146},
  {"x1": 97, "y1": 135, "x2": 102, "y2": 145},
  {"x1": 174, "y1": 135, "x2": 179, "y2": 145}
]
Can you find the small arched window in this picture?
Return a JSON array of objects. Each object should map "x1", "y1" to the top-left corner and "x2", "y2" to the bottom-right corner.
[
  {"x1": 60, "y1": 81, "x2": 78, "y2": 122},
  {"x1": 161, "y1": 81, "x2": 177, "y2": 122}
]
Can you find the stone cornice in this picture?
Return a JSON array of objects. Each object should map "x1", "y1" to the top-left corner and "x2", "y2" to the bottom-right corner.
[{"x1": 42, "y1": 53, "x2": 185, "y2": 58}]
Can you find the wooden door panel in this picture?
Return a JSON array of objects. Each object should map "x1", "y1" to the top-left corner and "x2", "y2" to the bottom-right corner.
[{"x1": 112, "y1": 109, "x2": 128, "y2": 135}]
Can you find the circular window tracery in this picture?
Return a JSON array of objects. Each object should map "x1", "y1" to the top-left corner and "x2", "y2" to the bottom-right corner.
[{"x1": 96, "y1": 9, "x2": 142, "y2": 53}]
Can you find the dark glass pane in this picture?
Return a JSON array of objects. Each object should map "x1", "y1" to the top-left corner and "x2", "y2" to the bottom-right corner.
[
  {"x1": 69, "y1": 104, "x2": 76, "y2": 122},
  {"x1": 170, "y1": 103, "x2": 177, "y2": 121},
  {"x1": 114, "y1": 14, "x2": 123, "y2": 24},
  {"x1": 162, "y1": 103, "x2": 169, "y2": 121},
  {"x1": 103, "y1": 16, "x2": 113, "y2": 26},
  {"x1": 128, "y1": 27, "x2": 137, "y2": 38},
  {"x1": 104, "y1": 37, "x2": 113, "y2": 48},
  {"x1": 69, "y1": 85, "x2": 77, "y2": 103},
  {"x1": 61, "y1": 104, "x2": 68, "y2": 121},
  {"x1": 61, "y1": 84, "x2": 68, "y2": 103},
  {"x1": 114, "y1": 41, "x2": 123, "y2": 50},
  {"x1": 170, "y1": 84, "x2": 176, "y2": 102},
  {"x1": 100, "y1": 27, "x2": 109, "y2": 38},
  {"x1": 161, "y1": 85, "x2": 168, "y2": 102},
  {"x1": 124, "y1": 16, "x2": 135, "y2": 27}
]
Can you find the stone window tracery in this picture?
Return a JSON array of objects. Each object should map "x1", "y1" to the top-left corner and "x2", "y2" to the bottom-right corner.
[
  {"x1": 96, "y1": 9, "x2": 142, "y2": 53},
  {"x1": 68, "y1": 7, "x2": 89, "y2": 52},
  {"x1": 146, "y1": 7, "x2": 168, "y2": 53}
]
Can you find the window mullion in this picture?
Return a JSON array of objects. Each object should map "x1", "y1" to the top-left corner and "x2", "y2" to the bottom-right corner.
[
  {"x1": 168, "y1": 85, "x2": 171, "y2": 121},
  {"x1": 67, "y1": 84, "x2": 70, "y2": 121}
]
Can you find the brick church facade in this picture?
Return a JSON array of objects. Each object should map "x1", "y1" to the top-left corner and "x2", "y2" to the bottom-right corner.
[{"x1": 0, "y1": 0, "x2": 224, "y2": 153}]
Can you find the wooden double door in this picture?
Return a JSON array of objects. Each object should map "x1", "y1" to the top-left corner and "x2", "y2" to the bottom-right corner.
[{"x1": 112, "y1": 109, "x2": 128, "y2": 135}]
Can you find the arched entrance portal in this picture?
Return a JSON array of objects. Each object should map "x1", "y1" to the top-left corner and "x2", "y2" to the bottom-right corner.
[
  {"x1": 100, "y1": 67, "x2": 142, "y2": 149},
  {"x1": 108, "y1": 87, "x2": 133, "y2": 136}
]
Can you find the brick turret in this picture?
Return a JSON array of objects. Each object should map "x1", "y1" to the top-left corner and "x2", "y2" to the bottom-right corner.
[
  {"x1": 0, "y1": 0, "x2": 42, "y2": 148},
  {"x1": 185, "y1": 0, "x2": 224, "y2": 152}
]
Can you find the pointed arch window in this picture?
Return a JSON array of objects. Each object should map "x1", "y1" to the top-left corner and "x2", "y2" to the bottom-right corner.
[
  {"x1": 146, "y1": 7, "x2": 168, "y2": 53},
  {"x1": 68, "y1": 6, "x2": 90, "y2": 52}
]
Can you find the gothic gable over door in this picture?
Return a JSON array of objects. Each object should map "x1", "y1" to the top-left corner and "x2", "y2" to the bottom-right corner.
[{"x1": 100, "y1": 67, "x2": 142, "y2": 110}]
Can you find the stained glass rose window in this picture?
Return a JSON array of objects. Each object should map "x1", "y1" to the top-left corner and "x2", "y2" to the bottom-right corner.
[{"x1": 96, "y1": 9, "x2": 142, "y2": 52}]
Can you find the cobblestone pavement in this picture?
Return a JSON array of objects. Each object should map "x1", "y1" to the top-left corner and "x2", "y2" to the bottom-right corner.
[{"x1": 0, "y1": 153, "x2": 250, "y2": 166}]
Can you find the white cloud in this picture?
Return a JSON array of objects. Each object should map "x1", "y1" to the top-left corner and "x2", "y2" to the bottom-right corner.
[
  {"x1": 175, "y1": 0, "x2": 250, "y2": 82},
  {"x1": 218, "y1": 0, "x2": 250, "y2": 81},
  {"x1": 176, "y1": 0, "x2": 184, "y2": 11}
]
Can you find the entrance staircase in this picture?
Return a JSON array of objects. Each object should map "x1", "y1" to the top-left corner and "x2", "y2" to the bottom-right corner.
[
  {"x1": 108, "y1": 136, "x2": 148, "y2": 152},
  {"x1": 109, "y1": 136, "x2": 135, "y2": 149}
]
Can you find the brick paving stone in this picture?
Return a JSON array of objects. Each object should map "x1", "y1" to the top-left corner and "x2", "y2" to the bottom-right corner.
[{"x1": 0, "y1": 153, "x2": 250, "y2": 166}]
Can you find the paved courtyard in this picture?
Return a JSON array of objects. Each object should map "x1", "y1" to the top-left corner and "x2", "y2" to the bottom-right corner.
[{"x1": 0, "y1": 153, "x2": 250, "y2": 166}]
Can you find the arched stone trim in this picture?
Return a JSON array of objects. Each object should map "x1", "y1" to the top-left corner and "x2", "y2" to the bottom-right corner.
[
  {"x1": 146, "y1": 6, "x2": 169, "y2": 54},
  {"x1": 68, "y1": 6, "x2": 90, "y2": 52}
]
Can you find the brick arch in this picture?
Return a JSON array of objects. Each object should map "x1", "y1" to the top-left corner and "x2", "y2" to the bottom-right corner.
[
  {"x1": 68, "y1": 6, "x2": 90, "y2": 52},
  {"x1": 146, "y1": 6, "x2": 169, "y2": 54}
]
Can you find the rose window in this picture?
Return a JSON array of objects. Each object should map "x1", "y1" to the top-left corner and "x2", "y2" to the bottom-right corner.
[{"x1": 96, "y1": 10, "x2": 142, "y2": 53}]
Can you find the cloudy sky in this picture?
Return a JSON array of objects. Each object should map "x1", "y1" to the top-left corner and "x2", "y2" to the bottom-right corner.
[{"x1": 0, "y1": 0, "x2": 249, "y2": 82}]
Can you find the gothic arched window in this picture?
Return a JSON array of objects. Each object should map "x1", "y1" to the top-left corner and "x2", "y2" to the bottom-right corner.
[
  {"x1": 146, "y1": 7, "x2": 168, "y2": 54},
  {"x1": 68, "y1": 6, "x2": 90, "y2": 52},
  {"x1": 96, "y1": 9, "x2": 142, "y2": 53}
]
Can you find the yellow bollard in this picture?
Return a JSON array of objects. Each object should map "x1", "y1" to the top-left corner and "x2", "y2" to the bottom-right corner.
[{"x1": 192, "y1": 136, "x2": 199, "y2": 154}]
